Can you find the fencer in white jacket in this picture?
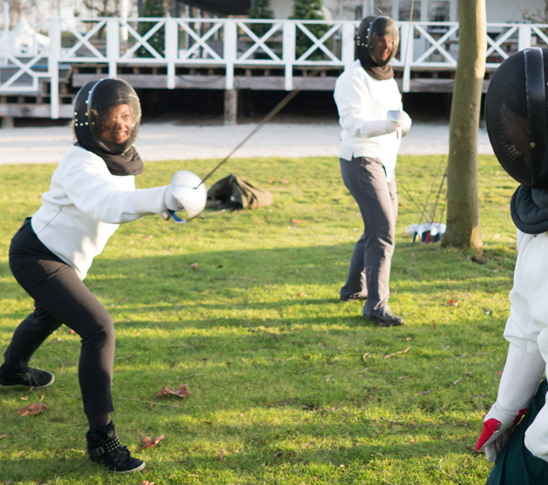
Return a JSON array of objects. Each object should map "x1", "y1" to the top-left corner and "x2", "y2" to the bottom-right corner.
[
  {"x1": 0, "y1": 78, "x2": 206, "y2": 473},
  {"x1": 476, "y1": 47, "x2": 548, "y2": 470}
]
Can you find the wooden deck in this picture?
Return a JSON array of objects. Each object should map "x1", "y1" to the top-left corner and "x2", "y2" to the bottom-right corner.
[{"x1": 0, "y1": 17, "x2": 544, "y2": 121}]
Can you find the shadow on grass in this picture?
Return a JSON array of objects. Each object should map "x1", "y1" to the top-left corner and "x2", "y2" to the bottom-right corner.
[{"x1": 0, "y1": 241, "x2": 505, "y2": 484}]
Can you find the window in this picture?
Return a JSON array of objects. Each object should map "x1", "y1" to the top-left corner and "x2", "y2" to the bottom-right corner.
[
  {"x1": 399, "y1": 1, "x2": 420, "y2": 21},
  {"x1": 428, "y1": 1, "x2": 450, "y2": 22}
]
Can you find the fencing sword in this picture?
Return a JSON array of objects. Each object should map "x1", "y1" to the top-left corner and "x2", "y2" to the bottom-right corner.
[
  {"x1": 169, "y1": 68, "x2": 322, "y2": 223},
  {"x1": 195, "y1": 68, "x2": 322, "y2": 189}
]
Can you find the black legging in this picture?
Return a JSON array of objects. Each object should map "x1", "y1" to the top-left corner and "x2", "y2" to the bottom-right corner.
[{"x1": 4, "y1": 219, "x2": 115, "y2": 416}]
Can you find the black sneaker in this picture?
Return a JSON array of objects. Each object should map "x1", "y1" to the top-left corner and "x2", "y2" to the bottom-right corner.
[
  {"x1": 363, "y1": 309, "x2": 404, "y2": 327},
  {"x1": 340, "y1": 292, "x2": 368, "y2": 302},
  {"x1": 0, "y1": 366, "x2": 55, "y2": 389},
  {"x1": 86, "y1": 422, "x2": 145, "y2": 473}
]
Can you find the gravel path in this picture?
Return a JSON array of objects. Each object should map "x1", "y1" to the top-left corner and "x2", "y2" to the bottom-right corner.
[{"x1": 0, "y1": 120, "x2": 493, "y2": 165}]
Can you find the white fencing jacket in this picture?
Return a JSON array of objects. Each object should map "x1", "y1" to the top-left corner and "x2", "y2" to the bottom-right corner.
[
  {"x1": 501, "y1": 229, "x2": 548, "y2": 461},
  {"x1": 31, "y1": 145, "x2": 166, "y2": 280},
  {"x1": 333, "y1": 60, "x2": 403, "y2": 182}
]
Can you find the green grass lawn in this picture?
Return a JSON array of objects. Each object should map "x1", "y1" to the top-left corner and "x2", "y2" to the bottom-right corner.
[{"x1": 0, "y1": 154, "x2": 519, "y2": 484}]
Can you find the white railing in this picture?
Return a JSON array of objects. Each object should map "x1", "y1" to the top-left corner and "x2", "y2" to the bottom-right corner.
[{"x1": 2, "y1": 17, "x2": 548, "y2": 118}]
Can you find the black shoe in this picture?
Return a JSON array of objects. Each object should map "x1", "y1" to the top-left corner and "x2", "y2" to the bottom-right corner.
[
  {"x1": 86, "y1": 422, "x2": 145, "y2": 473},
  {"x1": 363, "y1": 309, "x2": 404, "y2": 327},
  {"x1": 340, "y1": 292, "x2": 368, "y2": 302},
  {"x1": 0, "y1": 366, "x2": 55, "y2": 389}
]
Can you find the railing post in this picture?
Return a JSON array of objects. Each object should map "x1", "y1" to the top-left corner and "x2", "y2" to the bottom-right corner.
[
  {"x1": 165, "y1": 19, "x2": 178, "y2": 89},
  {"x1": 224, "y1": 19, "x2": 236, "y2": 90},
  {"x1": 48, "y1": 18, "x2": 61, "y2": 119},
  {"x1": 283, "y1": 21, "x2": 295, "y2": 91},
  {"x1": 518, "y1": 25, "x2": 532, "y2": 51},
  {"x1": 401, "y1": 23, "x2": 413, "y2": 93},
  {"x1": 341, "y1": 21, "x2": 355, "y2": 66},
  {"x1": 106, "y1": 18, "x2": 119, "y2": 77}
]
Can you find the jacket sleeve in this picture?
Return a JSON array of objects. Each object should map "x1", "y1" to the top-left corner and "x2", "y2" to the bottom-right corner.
[
  {"x1": 334, "y1": 68, "x2": 397, "y2": 139},
  {"x1": 60, "y1": 149, "x2": 161, "y2": 224}
]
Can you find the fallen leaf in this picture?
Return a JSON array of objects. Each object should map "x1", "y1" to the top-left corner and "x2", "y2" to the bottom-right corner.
[
  {"x1": 14, "y1": 401, "x2": 48, "y2": 417},
  {"x1": 291, "y1": 219, "x2": 304, "y2": 224},
  {"x1": 0, "y1": 435, "x2": 6, "y2": 439},
  {"x1": 447, "y1": 298, "x2": 458, "y2": 306},
  {"x1": 384, "y1": 347, "x2": 411, "y2": 359},
  {"x1": 139, "y1": 434, "x2": 165, "y2": 451},
  {"x1": 140, "y1": 481, "x2": 155, "y2": 485},
  {"x1": 156, "y1": 384, "x2": 192, "y2": 398},
  {"x1": 219, "y1": 449, "x2": 225, "y2": 460}
]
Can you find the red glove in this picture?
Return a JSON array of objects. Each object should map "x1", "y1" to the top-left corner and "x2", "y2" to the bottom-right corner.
[{"x1": 476, "y1": 403, "x2": 527, "y2": 462}]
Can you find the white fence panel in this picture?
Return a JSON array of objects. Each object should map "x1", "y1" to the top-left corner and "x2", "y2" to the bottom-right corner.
[{"x1": 2, "y1": 17, "x2": 548, "y2": 119}]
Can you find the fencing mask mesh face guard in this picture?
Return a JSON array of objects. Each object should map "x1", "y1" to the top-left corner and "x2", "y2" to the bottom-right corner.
[
  {"x1": 74, "y1": 78, "x2": 141, "y2": 156},
  {"x1": 485, "y1": 47, "x2": 548, "y2": 188},
  {"x1": 356, "y1": 16, "x2": 399, "y2": 66}
]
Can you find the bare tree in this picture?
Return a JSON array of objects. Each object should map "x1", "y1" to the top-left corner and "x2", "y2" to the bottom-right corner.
[
  {"x1": 442, "y1": 0, "x2": 486, "y2": 250},
  {"x1": 82, "y1": 0, "x2": 122, "y2": 17},
  {"x1": 520, "y1": 1, "x2": 548, "y2": 23}
]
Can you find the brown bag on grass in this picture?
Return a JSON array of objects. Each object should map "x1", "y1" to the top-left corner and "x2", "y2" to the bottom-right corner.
[{"x1": 206, "y1": 174, "x2": 273, "y2": 210}]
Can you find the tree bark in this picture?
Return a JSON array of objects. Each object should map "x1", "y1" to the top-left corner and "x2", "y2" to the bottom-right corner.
[{"x1": 442, "y1": 0, "x2": 486, "y2": 250}]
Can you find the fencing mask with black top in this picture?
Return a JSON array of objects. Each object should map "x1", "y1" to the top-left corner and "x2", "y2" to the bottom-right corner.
[
  {"x1": 356, "y1": 16, "x2": 399, "y2": 81},
  {"x1": 73, "y1": 78, "x2": 143, "y2": 176},
  {"x1": 486, "y1": 47, "x2": 548, "y2": 233}
]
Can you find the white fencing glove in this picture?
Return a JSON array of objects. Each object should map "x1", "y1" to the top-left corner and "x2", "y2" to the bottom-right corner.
[
  {"x1": 360, "y1": 119, "x2": 398, "y2": 138},
  {"x1": 476, "y1": 343, "x2": 545, "y2": 462},
  {"x1": 387, "y1": 110, "x2": 412, "y2": 136},
  {"x1": 165, "y1": 170, "x2": 207, "y2": 221}
]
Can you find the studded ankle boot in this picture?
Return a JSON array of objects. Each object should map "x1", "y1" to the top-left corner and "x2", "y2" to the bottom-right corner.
[{"x1": 86, "y1": 421, "x2": 145, "y2": 473}]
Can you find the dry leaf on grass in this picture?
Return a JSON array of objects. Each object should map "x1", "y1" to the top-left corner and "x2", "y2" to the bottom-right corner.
[
  {"x1": 140, "y1": 481, "x2": 155, "y2": 485},
  {"x1": 219, "y1": 449, "x2": 225, "y2": 461},
  {"x1": 156, "y1": 384, "x2": 192, "y2": 398},
  {"x1": 384, "y1": 347, "x2": 411, "y2": 359},
  {"x1": 447, "y1": 298, "x2": 458, "y2": 306},
  {"x1": 14, "y1": 399, "x2": 48, "y2": 417},
  {"x1": 139, "y1": 434, "x2": 165, "y2": 451}
]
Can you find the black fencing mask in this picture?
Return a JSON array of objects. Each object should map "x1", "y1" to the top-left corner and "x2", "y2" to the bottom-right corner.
[
  {"x1": 356, "y1": 15, "x2": 400, "y2": 67},
  {"x1": 485, "y1": 47, "x2": 548, "y2": 188},
  {"x1": 73, "y1": 78, "x2": 143, "y2": 176}
]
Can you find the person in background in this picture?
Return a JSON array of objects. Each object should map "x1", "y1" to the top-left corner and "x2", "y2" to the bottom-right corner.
[
  {"x1": 0, "y1": 78, "x2": 207, "y2": 473},
  {"x1": 333, "y1": 15, "x2": 411, "y2": 327}
]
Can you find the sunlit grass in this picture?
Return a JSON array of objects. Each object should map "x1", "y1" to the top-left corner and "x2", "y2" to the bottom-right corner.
[{"x1": 0, "y1": 154, "x2": 516, "y2": 484}]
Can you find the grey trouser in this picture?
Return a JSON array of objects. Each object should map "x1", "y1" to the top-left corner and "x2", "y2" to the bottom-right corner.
[{"x1": 339, "y1": 156, "x2": 398, "y2": 315}]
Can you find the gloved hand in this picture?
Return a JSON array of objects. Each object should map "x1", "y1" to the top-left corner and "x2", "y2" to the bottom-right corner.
[
  {"x1": 387, "y1": 110, "x2": 412, "y2": 136},
  {"x1": 164, "y1": 186, "x2": 183, "y2": 213},
  {"x1": 476, "y1": 401, "x2": 527, "y2": 462},
  {"x1": 166, "y1": 171, "x2": 207, "y2": 221}
]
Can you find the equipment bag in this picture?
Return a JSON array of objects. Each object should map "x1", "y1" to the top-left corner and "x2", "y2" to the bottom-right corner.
[{"x1": 206, "y1": 174, "x2": 273, "y2": 210}]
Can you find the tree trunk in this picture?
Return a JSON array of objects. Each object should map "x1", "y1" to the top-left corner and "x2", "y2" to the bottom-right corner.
[{"x1": 442, "y1": 0, "x2": 486, "y2": 250}]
